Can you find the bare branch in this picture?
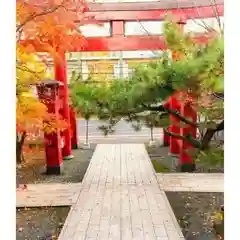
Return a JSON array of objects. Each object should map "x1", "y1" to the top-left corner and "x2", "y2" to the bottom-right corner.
[
  {"x1": 212, "y1": 0, "x2": 224, "y2": 35},
  {"x1": 181, "y1": 1, "x2": 223, "y2": 34}
]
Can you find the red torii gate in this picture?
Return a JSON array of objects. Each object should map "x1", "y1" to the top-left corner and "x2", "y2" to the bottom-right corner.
[{"x1": 21, "y1": 0, "x2": 224, "y2": 172}]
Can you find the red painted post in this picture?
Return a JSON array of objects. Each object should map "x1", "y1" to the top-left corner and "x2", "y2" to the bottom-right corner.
[
  {"x1": 70, "y1": 106, "x2": 78, "y2": 149},
  {"x1": 169, "y1": 94, "x2": 181, "y2": 155},
  {"x1": 179, "y1": 99, "x2": 197, "y2": 172},
  {"x1": 37, "y1": 80, "x2": 63, "y2": 174},
  {"x1": 54, "y1": 51, "x2": 74, "y2": 160},
  {"x1": 112, "y1": 21, "x2": 124, "y2": 36}
]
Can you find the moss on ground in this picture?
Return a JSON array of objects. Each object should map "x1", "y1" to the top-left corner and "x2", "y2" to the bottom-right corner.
[{"x1": 151, "y1": 160, "x2": 170, "y2": 173}]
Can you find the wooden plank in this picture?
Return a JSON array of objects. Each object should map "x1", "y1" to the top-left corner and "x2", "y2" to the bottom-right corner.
[
  {"x1": 156, "y1": 173, "x2": 224, "y2": 192},
  {"x1": 16, "y1": 183, "x2": 81, "y2": 207}
]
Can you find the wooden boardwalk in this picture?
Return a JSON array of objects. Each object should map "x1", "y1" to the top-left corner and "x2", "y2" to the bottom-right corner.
[{"x1": 58, "y1": 144, "x2": 184, "y2": 240}]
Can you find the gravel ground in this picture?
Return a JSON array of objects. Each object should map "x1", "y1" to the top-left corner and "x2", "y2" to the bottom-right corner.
[
  {"x1": 17, "y1": 144, "x2": 96, "y2": 184},
  {"x1": 166, "y1": 192, "x2": 224, "y2": 240},
  {"x1": 16, "y1": 206, "x2": 70, "y2": 240}
]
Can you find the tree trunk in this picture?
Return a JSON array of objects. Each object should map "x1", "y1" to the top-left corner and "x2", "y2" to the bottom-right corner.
[
  {"x1": 16, "y1": 131, "x2": 26, "y2": 164},
  {"x1": 85, "y1": 119, "x2": 89, "y2": 145},
  {"x1": 201, "y1": 120, "x2": 224, "y2": 150},
  {"x1": 150, "y1": 127, "x2": 154, "y2": 141}
]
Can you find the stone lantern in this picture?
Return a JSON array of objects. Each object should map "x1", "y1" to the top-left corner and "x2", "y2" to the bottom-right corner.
[{"x1": 36, "y1": 79, "x2": 64, "y2": 175}]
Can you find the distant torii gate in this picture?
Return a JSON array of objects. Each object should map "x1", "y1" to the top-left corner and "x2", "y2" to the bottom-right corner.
[{"x1": 20, "y1": 0, "x2": 224, "y2": 170}]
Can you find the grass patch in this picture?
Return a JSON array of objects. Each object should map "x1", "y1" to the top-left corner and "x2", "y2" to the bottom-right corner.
[{"x1": 151, "y1": 160, "x2": 170, "y2": 173}]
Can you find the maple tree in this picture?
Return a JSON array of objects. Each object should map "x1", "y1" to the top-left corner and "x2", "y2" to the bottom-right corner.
[{"x1": 16, "y1": 0, "x2": 89, "y2": 163}]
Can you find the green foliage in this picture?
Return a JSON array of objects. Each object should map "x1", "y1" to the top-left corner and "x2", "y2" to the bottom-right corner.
[
  {"x1": 144, "y1": 112, "x2": 170, "y2": 128},
  {"x1": 163, "y1": 19, "x2": 195, "y2": 54},
  {"x1": 69, "y1": 74, "x2": 99, "y2": 120},
  {"x1": 199, "y1": 100, "x2": 224, "y2": 121},
  {"x1": 196, "y1": 147, "x2": 224, "y2": 167}
]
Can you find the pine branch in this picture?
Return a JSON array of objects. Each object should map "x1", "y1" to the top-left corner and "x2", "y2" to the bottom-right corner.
[
  {"x1": 141, "y1": 103, "x2": 165, "y2": 112},
  {"x1": 164, "y1": 107, "x2": 197, "y2": 128},
  {"x1": 142, "y1": 103, "x2": 197, "y2": 128},
  {"x1": 164, "y1": 128, "x2": 201, "y2": 149}
]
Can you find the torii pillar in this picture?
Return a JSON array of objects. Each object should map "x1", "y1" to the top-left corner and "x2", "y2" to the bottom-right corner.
[
  {"x1": 169, "y1": 93, "x2": 181, "y2": 155},
  {"x1": 175, "y1": 17, "x2": 197, "y2": 171},
  {"x1": 54, "y1": 51, "x2": 74, "y2": 160},
  {"x1": 180, "y1": 97, "x2": 197, "y2": 172}
]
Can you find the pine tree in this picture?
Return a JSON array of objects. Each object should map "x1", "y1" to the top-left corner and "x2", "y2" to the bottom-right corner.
[{"x1": 70, "y1": 19, "x2": 224, "y2": 166}]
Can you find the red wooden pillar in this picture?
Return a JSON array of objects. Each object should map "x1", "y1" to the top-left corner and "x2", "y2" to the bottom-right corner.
[
  {"x1": 179, "y1": 100, "x2": 197, "y2": 172},
  {"x1": 169, "y1": 94, "x2": 181, "y2": 155},
  {"x1": 54, "y1": 51, "x2": 74, "y2": 160},
  {"x1": 70, "y1": 106, "x2": 78, "y2": 149}
]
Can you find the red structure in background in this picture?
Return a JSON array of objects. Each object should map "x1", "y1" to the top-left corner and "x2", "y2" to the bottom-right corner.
[
  {"x1": 20, "y1": 0, "x2": 224, "y2": 172},
  {"x1": 180, "y1": 96, "x2": 198, "y2": 171},
  {"x1": 169, "y1": 94, "x2": 181, "y2": 155},
  {"x1": 54, "y1": 51, "x2": 74, "y2": 160}
]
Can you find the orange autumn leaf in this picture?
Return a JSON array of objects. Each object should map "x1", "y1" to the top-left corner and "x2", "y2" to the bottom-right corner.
[
  {"x1": 17, "y1": 0, "x2": 90, "y2": 54},
  {"x1": 16, "y1": 0, "x2": 92, "y2": 142}
]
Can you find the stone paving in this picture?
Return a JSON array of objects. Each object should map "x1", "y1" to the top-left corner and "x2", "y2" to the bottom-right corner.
[
  {"x1": 156, "y1": 173, "x2": 224, "y2": 192},
  {"x1": 16, "y1": 183, "x2": 81, "y2": 207},
  {"x1": 58, "y1": 144, "x2": 184, "y2": 240}
]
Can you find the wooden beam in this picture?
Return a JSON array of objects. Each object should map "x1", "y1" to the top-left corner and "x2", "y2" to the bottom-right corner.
[
  {"x1": 81, "y1": 5, "x2": 223, "y2": 22},
  {"x1": 20, "y1": 34, "x2": 214, "y2": 52},
  {"x1": 87, "y1": 0, "x2": 224, "y2": 12}
]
